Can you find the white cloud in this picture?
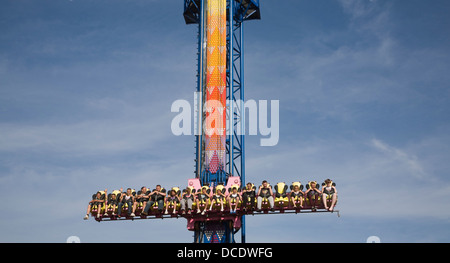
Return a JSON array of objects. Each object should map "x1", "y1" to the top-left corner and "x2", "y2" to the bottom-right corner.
[
  {"x1": 370, "y1": 138, "x2": 426, "y2": 179},
  {"x1": 0, "y1": 108, "x2": 172, "y2": 156},
  {"x1": 338, "y1": 0, "x2": 381, "y2": 20}
]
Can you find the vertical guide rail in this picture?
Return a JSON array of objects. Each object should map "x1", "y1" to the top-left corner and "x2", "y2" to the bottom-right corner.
[
  {"x1": 195, "y1": 0, "x2": 206, "y2": 179},
  {"x1": 227, "y1": 0, "x2": 234, "y2": 177},
  {"x1": 227, "y1": 0, "x2": 245, "y2": 243},
  {"x1": 227, "y1": 0, "x2": 238, "y2": 242},
  {"x1": 239, "y1": 20, "x2": 246, "y2": 243}
]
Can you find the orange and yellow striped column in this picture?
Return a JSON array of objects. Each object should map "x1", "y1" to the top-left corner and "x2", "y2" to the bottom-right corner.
[{"x1": 204, "y1": 0, "x2": 227, "y2": 174}]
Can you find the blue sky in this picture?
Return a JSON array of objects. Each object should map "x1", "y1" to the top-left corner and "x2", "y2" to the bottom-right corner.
[{"x1": 1, "y1": 0, "x2": 450, "y2": 242}]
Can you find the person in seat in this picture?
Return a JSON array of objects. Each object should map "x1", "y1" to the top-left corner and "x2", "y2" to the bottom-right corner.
[
  {"x1": 257, "y1": 180, "x2": 274, "y2": 211},
  {"x1": 84, "y1": 189, "x2": 107, "y2": 220},
  {"x1": 181, "y1": 187, "x2": 195, "y2": 215},
  {"x1": 322, "y1": 179, "x2": 338, "y2": 211},
  {"x1": 165, "y1": 189, "x2": 180, "y2": 215},
  {"x1": 241, "y1": 183, "x2": 256, "y2": 212},
  {"x1": 209, "y1": 184, "x2": 226, "y2": 212},
  {"x1": 106, "y1": 190, "x2": 120, "y2": 217},
  {"x1": 135, "y1": 186, "x2": 150, "y2": 214},
  {"x1": 143, "y1": 185, "x2": 166, "y2": 214},
  {"x1": 290, "y1": 183, "x2": 304, "y2": 209},
  {"x1": 227, "y1": 186, "x2": 241, "y2": 214},
  {"x1": 118, "y1": 188, "x2": 135, "y2": 217},
  {"x1": 305, "y1": 181, "x2": 321, "y2": 211},
  {"x1": 195, "y1": 186, "x2": 210, "y2": 215}
]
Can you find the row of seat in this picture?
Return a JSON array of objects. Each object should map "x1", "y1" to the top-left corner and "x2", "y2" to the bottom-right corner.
[
  {"x1": 90, "y1": 180, "x2": 336, "y2": 201},
  {"x1": 89, "y1": 199, "x2": 336, "y2": 220},
  {"x1": 87, "y1": 180, "x2": 337, "y2": 220}
]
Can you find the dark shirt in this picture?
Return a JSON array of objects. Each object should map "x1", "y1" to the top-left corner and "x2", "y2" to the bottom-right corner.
[{"x1": 260, "y1": 187, "x2": 271, "y2": 198}]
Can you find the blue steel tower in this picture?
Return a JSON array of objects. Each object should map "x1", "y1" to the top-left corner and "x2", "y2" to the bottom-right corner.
[{"x1": 183, "y1": 0, "x2": 260, "y2": 243}]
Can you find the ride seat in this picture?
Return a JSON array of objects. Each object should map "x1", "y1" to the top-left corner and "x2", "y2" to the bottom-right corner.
[{"x1": 274, "y1": 182, "x2": 288, "y2": 208}]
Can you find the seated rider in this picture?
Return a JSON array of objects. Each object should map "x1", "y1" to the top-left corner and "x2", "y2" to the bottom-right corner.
[
  {"x1": 118, "y1": 188, "x2": 135, "y2": 217},
  {"x1": 181, "y1": 187, "x2": 194, "y2": 215},
  {"x1": 322, "y1": 179, "x2": 337, "y2": 211},
  {"x1": 195, "y1": 186, "x2": 210, "y2": 215},
  {"x1": 164, "y1": 189, "x2": 180, "y2": 215},
  {"x1": 257, "y1": 180, "x2": 274, "y2": 211},
  {"x1": 209, "y1": 185, "x2": 226, "y2": 212},
  {"x1": 136, "y1": 186, "x2": 150, "y2": 212},
  {"x1": 107, "y1": 191, "x2": 119, "y2": 216},
  {"x1": 290, "y1": 184, "x2": 304, "y2": 209},
  {"x1": 304, "y1": 182, "x2": 321, "y2": 211},
  {"x1": 227, "y1": 186, "x2": 241, "y2": 214},
  {"x1": 84, "y1": 189, "x2": 107, "y2": 220},
  {"x1": 143, "y1": 185, "x2": 166, "y2": 215},
  {"x1": 241, "y1": 183, "x2": 256, "y2": 211}
]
